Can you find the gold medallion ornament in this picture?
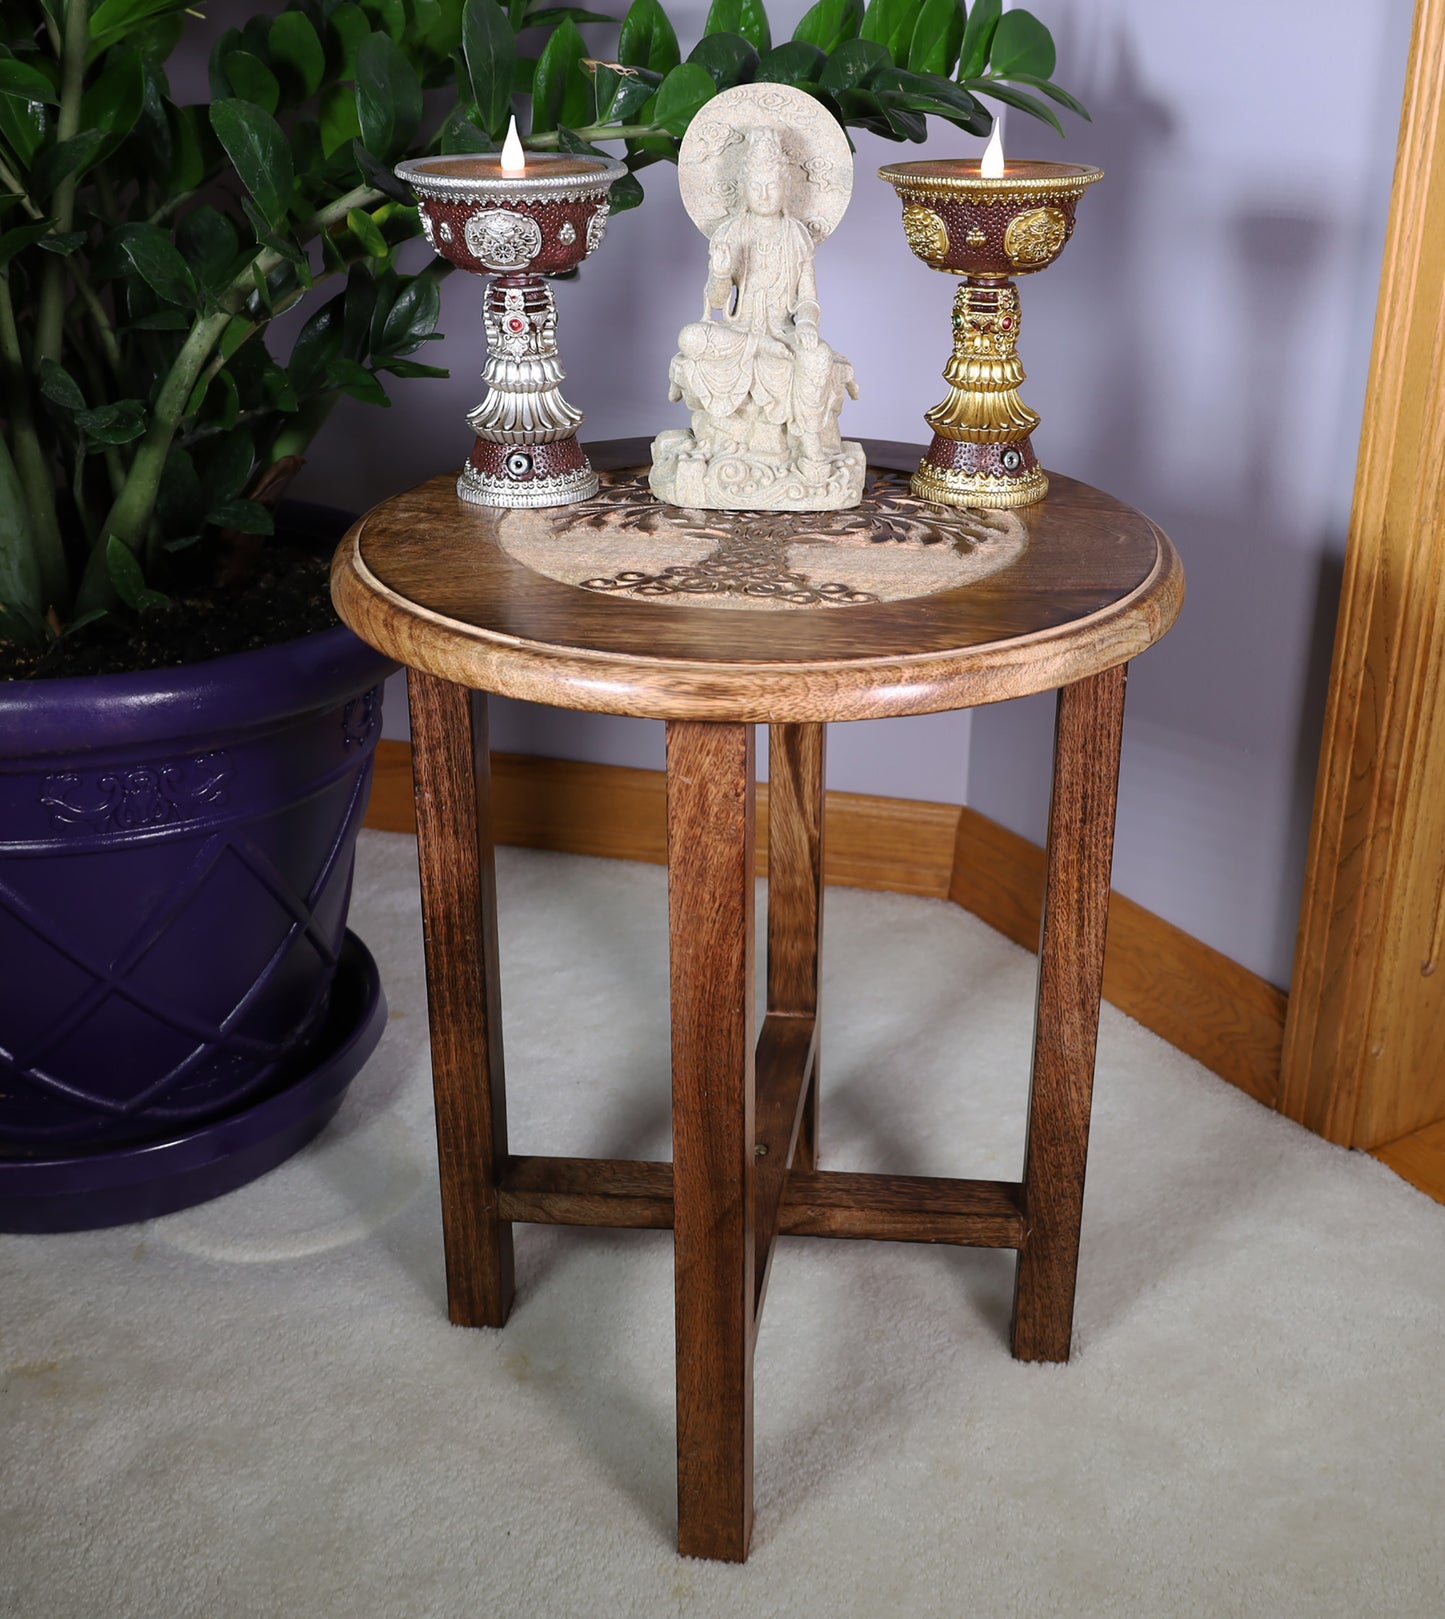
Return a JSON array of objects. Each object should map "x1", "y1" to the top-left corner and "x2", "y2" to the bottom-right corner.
[
  {"x1": 1004, "y1": 206, "x2": 1069, "y2": 269},
  {"x1": 902, "y1": 203, "x2": 949, "y2": 265}
]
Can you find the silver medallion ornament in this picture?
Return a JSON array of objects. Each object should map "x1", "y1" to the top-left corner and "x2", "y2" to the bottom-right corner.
[{"x1": 464, "y1": 208, "x2": 543, "y2": 270}]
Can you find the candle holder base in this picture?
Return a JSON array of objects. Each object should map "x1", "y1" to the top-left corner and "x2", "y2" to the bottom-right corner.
[
  {"x1": 912, "y1": 433, "x2": 1048, "y2": 510},
  {"x1": 459, "y1": 433, "x2": 599, "y2": 509}
]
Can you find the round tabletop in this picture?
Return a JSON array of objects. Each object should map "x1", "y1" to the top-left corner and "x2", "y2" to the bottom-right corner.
[{"x1": 331, "y1": 438, "x2": 1183, "y2": 723}]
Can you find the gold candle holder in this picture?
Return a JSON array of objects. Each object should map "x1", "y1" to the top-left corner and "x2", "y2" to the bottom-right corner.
[{"x1": 879, "y1": 159, "x2": 1103, "y2": 509}]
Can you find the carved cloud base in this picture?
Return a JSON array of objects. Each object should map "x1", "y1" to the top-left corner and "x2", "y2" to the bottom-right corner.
[{"x1": 648, "y1": 431, "x2": 866, "y2": 512}]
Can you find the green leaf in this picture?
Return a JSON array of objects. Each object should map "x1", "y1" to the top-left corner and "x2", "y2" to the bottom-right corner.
[
  {"x1": 211, "y1": 99, "x2": 295, "y2": 232},
  {"x1": 79, "y1": 401, "x2": 148, "y2": 446},
  {"x1": 105, "y1": 534, "x2": 169, "y2": 612},
  {"x1": 989, "y1": 8, "x2": 1054, "y2": 80},
  {"x1": 90, "y1": 0, "x2": 191, "y2": 52},
  {"x1": 327, "y1": 3, "x2": 372, "y2": 78},
  {"x1": 591, "y1": 61, "x2": 662, "y2": 123},
  {"x1": 376, "y1": 358, "x2": 450, "y2": 379},
  {"x1": 326, "y1": 355, "x2": 390, "y2": 405},
  {"x1": 177, "y1": 206, "x2": 242, "y2": 304},
  {"x1": 0, "y1": 58, "x2": 57, "y2": 104},
  {"x1": 39, "y1": 359, "x2": 86, "y2": 413},
  {"x1": 355, "y1": 32, "x2": 423, "y2": 162},
  {"x1": 348, "y1": 206, "x2": 390, "y2": 259},
  {"x1": 0, "y1": 67, "x2": 48, "y2": 166},
  {"x1": 1006, "y1": 73, "x2": 1090, "y2": 120},
  {"x1": 907, "y1": 0, "x2": 963, "y2": 77},
  {"x1": 609, "y1": 166, "x2": 644, "y2": 212},
  {"x1": 619, "y1": 0, "x2": 680, "y2": 75},
  {"x1": 0, "y1": 220, "x2": 57, "y2": 270},
  {"x1": 653, "y1": 61, "x2": 714, "y2": 137},
  {"x1": 704, "y1": 0, "x2": 770, "y2": 52},
  {"x1": 755, "y1": 40, "x2": 826, "y2": 84},
  {"x1": 965, "y1": 76, "x2": 1064, "y2": 135},
  {"x1": 320, "y1": 82, "x2": 364, "y2": 156},
  {"x1": 819, "y1": 36, "x2": 890, "y2": 90},
  {"x1": 127, "y1": 308, "x2": 192, "y2": 331},
  {"x1": 956, "y1": 0, "x2": 999, "y2": 79},
  {"x1": 532, "y1": 17, "x2": 592, "y2": 133},
  {"x1": 858, "y1": 0, "x2": 914, "y2": 63},
  {"x1": 437, "y1": 106, "x2": 494, "y2": 153},
  {"x1": 208, "y1": 498, "x2": 275, "y2": 535},
  {"x1": 351, "y1": 140, "x2": 417, "y2": 204},
  {"x1": 80, "y1": 43, "x2": 145, "y2": 140},
  {"x1": 687, "y1": 32, "x2": 759, "y2": 90},
  {"x1": 290, "y1": 291, "x2": 344, "y2": 394},
  {"x1": 29, "y1": 130, "x2": 109, "y2": 205},
  {"x1": 524, "y1": 7, "x2": 617, "y2": 23},
  {"x1": 269, "y1": 12, "x2": 327, "y2": 98},
  {"x1": 120, "y1": 225, "x2": 198, "y2": 307},
  {"x1": 37, "y1": 230, "x2": 87, "y2": 256},
  {"x1": 793, "y1": 0, "x2": 862, "y2": 56},
  {"x1": 375, "y1": 275, "x2": 443, "y2": 355},
  {"x1": 203, "y1": 430, "x2": 256, "y2": 502},
  {"x1": 222, "y1": 50, "x2": 280, "y2": 115},
  {"x1": 463, "y1": 0, "x2": 518, "y2": 139}
]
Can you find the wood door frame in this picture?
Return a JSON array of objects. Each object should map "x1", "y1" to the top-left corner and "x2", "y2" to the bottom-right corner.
[{"x1": 1281, "y1": 0, "x2": 1445, "y2": 1148}]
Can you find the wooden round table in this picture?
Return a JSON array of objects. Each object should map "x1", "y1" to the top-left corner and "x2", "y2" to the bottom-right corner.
[{"x1": 332, "y1": 438, "x2": 1183, "y2": 1562}]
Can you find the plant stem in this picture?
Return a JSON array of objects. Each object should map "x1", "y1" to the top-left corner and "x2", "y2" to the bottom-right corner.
[
  {"x1": 35, "y1": 0, "x2": 89, "y2": 368},
  {"x1": 524, "y1": 123, "x2": 663, "y2": 148},
  {"x1": 74, "y1": 184, "x2": 384, "y2": 611},
  {"x1": 0, "y1": 155, "x2": 44, "y2": 220},
  {"x1": 0, "y1": 274, "x2": 68, "y2": 616}
]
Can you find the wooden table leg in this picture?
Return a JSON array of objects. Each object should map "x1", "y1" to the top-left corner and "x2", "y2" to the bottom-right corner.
[
  {"x1": 667, "y1": 720, "x2": 757, "y2": 1563},
  {"x1": 767, "y1": 723, "x2": 826, "y2": 1171},
  {"x1": 408, "y1": 670, "x2": 515, "y2": 1330},
  {"x1": 1012, "y1": 663, "x2": 1127, "y2": 1363}
]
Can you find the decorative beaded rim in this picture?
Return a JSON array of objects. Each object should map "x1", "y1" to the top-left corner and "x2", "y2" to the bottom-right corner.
[
  {"x1": 879, "y1": 160, "x2": 1104, "y2": 198},
  {"x1": 395, "y1": 154, "x2": 626, "y2": 201}
]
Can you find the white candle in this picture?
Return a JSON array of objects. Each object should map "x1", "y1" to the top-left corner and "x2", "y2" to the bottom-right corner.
[
  {"x1": 501, "y1": 115, "x2": 526, "y2": 172},
  {"x1": 981, "y1": 118, "x2": 1005, "y2": 177}
]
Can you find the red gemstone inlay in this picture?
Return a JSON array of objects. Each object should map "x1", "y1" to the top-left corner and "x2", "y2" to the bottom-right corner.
[{"x1": 508, "y1": 318, "x2": 524, "y2": 331}]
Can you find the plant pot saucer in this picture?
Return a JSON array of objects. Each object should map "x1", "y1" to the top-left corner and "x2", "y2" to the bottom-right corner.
[{"x1": 0, "y1": 932, "x2": 386, "y2": 1234}]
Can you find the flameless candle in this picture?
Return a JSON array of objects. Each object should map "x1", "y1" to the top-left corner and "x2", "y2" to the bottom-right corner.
[
  {"x1": 879, "y1": 157, "x2": 1103, "y2": 508},
  {"x1": 396, "y1": 126, "x2": 627, "y2": 507}
]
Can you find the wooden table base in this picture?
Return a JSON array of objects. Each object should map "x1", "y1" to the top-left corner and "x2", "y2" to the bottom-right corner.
[{"x1": 407, "y1": 664, "x2": 1127, "y2": 1562}]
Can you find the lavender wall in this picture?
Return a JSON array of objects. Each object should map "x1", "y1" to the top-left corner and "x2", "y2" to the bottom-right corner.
[{"x1": 296, "y1": 0, "x2": 1417, "y2": 986}]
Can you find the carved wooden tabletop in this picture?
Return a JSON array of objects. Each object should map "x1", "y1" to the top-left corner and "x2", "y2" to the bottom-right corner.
[{"x1": 331, "y1": 437, "x2": 1183, "y2": 722}]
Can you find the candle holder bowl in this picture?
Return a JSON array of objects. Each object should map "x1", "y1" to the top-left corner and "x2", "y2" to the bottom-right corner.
[
  {"x1": 879, "y1": 159, "x2": 1102, "y2": 509},
  {"x1": 396, "y1": 153, "x2": 626, "y2": 508}
]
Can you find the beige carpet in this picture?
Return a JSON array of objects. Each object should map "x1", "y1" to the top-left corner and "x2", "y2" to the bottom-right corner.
[{"x1": 3, "y1": 831, "x2": 1443, "y2": 1618}]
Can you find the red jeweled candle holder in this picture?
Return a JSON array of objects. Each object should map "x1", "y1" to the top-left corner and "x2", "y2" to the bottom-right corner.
[
  {"x1": 879, "y1": 159, "x2": 1103, "y2": 509},
  {"x1": 396, "y1": 151, "x2": 626, "y2": 508}
]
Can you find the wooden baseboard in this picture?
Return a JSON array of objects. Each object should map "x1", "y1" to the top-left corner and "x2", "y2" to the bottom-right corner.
[
  {"x1": 1370, "y1": 1122, "x2": 1445, "y2": 1207},
  {"x1": 367, "y1": 739, "x2": 960, "y2": 897},
  {"x1": 365, "y1": 738, "x2": 1286, "y2": 1108},
  {"x1": 948, "y1": 806, "x2": 1287, "y2": 1108}
]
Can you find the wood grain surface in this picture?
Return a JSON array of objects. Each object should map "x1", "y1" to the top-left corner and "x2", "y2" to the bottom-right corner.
[
  {"x1": 332, "y1": 439, "x2": 1182, "y2": 722},
  {"x1": 1281, "y1": 0, "x2": 1445, "y2": 1148},
  {"x1": 765, "y1": 723, "x2": 826, "y2": 1170},
  {"x1": 492, "y1": 1155, "x2": 1028, "y2": 1247},
  {"x1": 406, "y1": 674, "x2": 514, "y2": 1328},
  {"x1": 1011, "y1": 667, "x2": 1126, "y2": 1363},
  {"x1": 666, "y1": 719, "x2": 757, "y2": 1563}
]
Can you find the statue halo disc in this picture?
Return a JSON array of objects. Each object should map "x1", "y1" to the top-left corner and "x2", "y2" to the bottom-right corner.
[{"x1": 677, "y1": 83, "x2": 855, "y2": 242}]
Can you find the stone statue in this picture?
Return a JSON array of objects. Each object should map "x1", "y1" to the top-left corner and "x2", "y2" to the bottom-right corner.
[{"x1": 649, "y1": 85, "x2": 866, "y2": 512}]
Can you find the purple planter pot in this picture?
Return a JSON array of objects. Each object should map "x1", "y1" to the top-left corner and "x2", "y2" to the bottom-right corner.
[{"x1": 0, "y1": 539, "x2": 396, "y2": 1163}]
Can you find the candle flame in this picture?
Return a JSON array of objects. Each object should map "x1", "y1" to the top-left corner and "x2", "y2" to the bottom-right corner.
[
  {"x1": 981, "y1": 119, "x2": 1005, "y2": 179},
  {"x1": 501, "y1": 116, "x2": 525, "y2": 173}
]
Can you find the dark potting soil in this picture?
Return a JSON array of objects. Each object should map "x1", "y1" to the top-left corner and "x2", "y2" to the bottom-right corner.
[{"x1": 0, "y1": 502, "x2": 352, "y2": 682}]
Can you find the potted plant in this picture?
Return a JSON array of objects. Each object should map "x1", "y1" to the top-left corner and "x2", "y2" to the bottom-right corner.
[{"x1": 0, "y1": 0, "x2": 1079, "y2": 1229}]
